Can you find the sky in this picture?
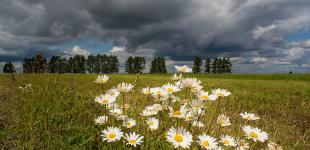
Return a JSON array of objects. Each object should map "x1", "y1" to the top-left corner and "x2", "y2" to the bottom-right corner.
[{"x1": 0, "y1": 0, "x2": 310, "y2": 73}]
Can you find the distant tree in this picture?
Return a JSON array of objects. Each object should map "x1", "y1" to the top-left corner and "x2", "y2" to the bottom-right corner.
[
  {"x1": 211, "y1": 57, "x2": 218, "y2": 73},
  {"x1": 125, "y1": 56, "x2": 134, "y2": 74},
  {"x1": 23, "y1": 53, "x2": 47, "y2": 73},
  {"x1": 109, "y1": 55, "x2": 119, "y2": 73},
  {"x1": 223, "y1": 58, "x2": 232, "y2": 73},
  {"x1": 67, "y1": 57, "x2": 74, "y2": 73},
  {"x1": 133, "y1": 56, "x2": 146, "y2": 73},
  {"x1": 218, "y1": 57, "x2": 224, "y2": 73},
  {"x1": 23, "y1": 58, "x2": 33, "y2": 73},
  {"x1": 193, "y1": 56, "x2": 202, "y2": 74},
  {"x1": 72, "y1": 55, "x2": 86, "y2": 73},
  {"x1": 3, "y1": 62, "x2": 16, "y2": 73},
  {"x1": 48, "y1": 56, "x2": 57, "y2": 73},
  {"x1": 204, "y1": 58, "x2": 211, "y2": 73},
  {"x1": 87, "y1": 55, "x2": 96, "y2": 73},
  {"x1": 150, "y1": 57, "x2": 167, "y2": 73}
]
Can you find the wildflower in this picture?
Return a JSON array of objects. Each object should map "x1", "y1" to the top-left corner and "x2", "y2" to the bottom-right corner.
[
  {"x1": 168, "y1": 105, "x2": 188, "y2": 118},
  {"x1": 217, "y1": 114, "x2": 231, "y2": 127},
  {"x1": 236, "y1": 139, "x2": 250, "y2": 150},
  {"x1": 184, "y1": 111, "x2": 197, "y2": 121},
  {"x1": 242, "y1": 125, "x2": 268, "y2": 142},
  {"x1": 141, "y1": 87, "x2": 152, "y2": 95},
  {"x1": 190, "y1": 99, "x2": 204, "y2": 110},
  {"x1": 95, "y1": 115, "x2": 108, "y2": 125},
  {"x1": 109, "y1": 108, "x2": 123, "y2": 116},
  {"x1": 124, "y1": 132, "x2": 144, "y2": 147},
  {"x1": 101, "y1": 126, "x2": 123, "y2": 142},
  {"x1": 171, "y1": 73, "x2": 182, "y2": 81},
  {"x1": 197, "y1": 134, "x2": 218, "y2": 149},
  {"x1": 220, "y1": 135, "x2": 237, "y2": 147},
  {"x1": 197, "y1": 91, "x2": 218, "y2": 101},
  {"x1": 176, "y1": 78, "x2": 201, "y2": 89},
  {"x1": 192, "y1": 121, "x2": 205, "y2": 128},
  {"x1": 175, "y1": 65, "x2": 192, "y2": 73},
  {"x1": 117, "y1": 82, "x2": 134, "y2": 93},
  {"x1": 166, "y1": 126, "x2": 193, "y2": 148},
  {"x1": 146, "y1": 117, "x2": 159, "y2": 130},
  {"x1": 123, "y1": 118, "x2": 136, "y2": 128},
  {"x1": 94, "y1": 94, "x2": 116, "y2": 105},
  {"x1": 151, "y1": 87, "x2": 168, "y2": 98},
  {"x1": 162, "y1": 83, "x2": 180, "y2": 94},
  {"x1": 212, "y1": 88, "x2": 231, "y2": 97},
  {"x1": 268, "y1": 142, "x2": 283, "y2": 150},
  {"x1": 107, "y1": 87, "x2": 120, "y2": 97},
  {"x1": 141, "y1": 106, "x2": 158, "y2": 116},
  {"x1": 116, "y1": 114, "x2": 127, "y2": 121},
  {"x1": 240, "y1": 112, "x2": 260, "y2": 121},
  {"x1": 94, "y1": 75, "x2": 109, "y2": 84}
]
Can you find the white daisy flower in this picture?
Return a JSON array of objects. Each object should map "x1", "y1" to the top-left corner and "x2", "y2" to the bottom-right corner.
[
  {"x1": 117, "y1": 82, "x2": 134, "y2": 93},
  {"x1": 123, "y1": 118, "x2": 136, "y2": 128},
  {"x1": 141, "y1": 87, "x2": 152, "y2": 95},
  {"x1": 240, "y1": 112, "x2": 260, "y2": 121},
  {"x1": 116, "y1": 114, "x2": 127, "y2": 121},
  {"x1": 184, "y1": 111, "x2": 197, "y2": 121},
  {"x1": 242, "y1": 125, "x2": 268, "y2": 142},
  {"x1": 192, "y1": 121, "x2": 205, "y2": 128},
  {"x1": 94, "y1": 94, "x2": 116, "y2": 105},
  {"x1": 140, "y1": 106, "x2": 158, "y2": 116},
  {"x1": 268, "y1": 142, "x2": 283, "y2": 150},
  {"x1": 151, "y1": 87, "x2": 168, "y2": 98},
  {"x1": 124, "y1": 132, "x2": 144, "y2": 147},
  {"x1": 162, "y1": 83, "x2": 180, "y2": 94},
  {"x1": 197, "y1": 134, "x2": 218, "y2": 149},
  {"x1": 190, "y1": 99, "x2": 205, "y2": 110},
  {"x1": 95, "y1": 115, "x2": 108, "y2": 125},
  {"x1": 171, "y1": 73, "x2": 182, "y2": 81},
  {"x1": 94, "y1": 75, "x2": 109, "y2": 84},
  {"x1": 197, "y1": 91, "x2": 218, "y2": 101},
  {"x1": 101, "y1": 126, "x2": 123, "y2": 142},
  {"x1": 236, "y1": 139, "x2": 250, "y2": 150},
  {"x1": 175, "y1": 65, "x2": 192, "y2": 73},
  {"x1": 220, "y1": 135, "x2": 237, "y2": 147},
  {"x1": 212, "y1": 88, "x2": 231, "y2": 97},
  {"x1": 146, "y1": 117, "x2": 159, "y2": 130},
  {"x1": 216, "y1": 114, "x2": 231, "y2": 127},
  {"x1": 168, "y1": 105, "x2": 188, "y2": 118},
  {"x1": 176, "y1": 78, "x2": 201, "y2": 89},
  {"x1": 106, "y1": 87, "x2": 120, "y2": 97},
  {"x1": 109, "y1": 108, "x2": 123, "y2": 116},
  {"x1": 166, "y1": 126, "x2": 193, "y2": 148}
]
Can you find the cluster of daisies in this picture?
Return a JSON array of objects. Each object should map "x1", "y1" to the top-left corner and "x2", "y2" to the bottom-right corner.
[
  {"x1": 93, "y1": 65, "x2": 283, "y2": 149},
  {"x1": 18, "y1": 83, "x2": 32, "y2": 91}
]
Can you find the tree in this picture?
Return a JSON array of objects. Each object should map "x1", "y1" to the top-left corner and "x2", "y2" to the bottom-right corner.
[
  {"x1": 133, "y1": 56, "x2": 146, "y2": 73},
  {"x1": 33, "y1": 53, "x2": 47, "y2": 73},
  {"x1": 193, "y1": 56, "x2": 202, "y2": 74},
  {"x1": 211, "y1": 57, "x2": 218, "y2": 73},
  {"x1": 109, "y1": 55, "x2": 119, "y2": 73},
  {"x1": 150, "y1": 57, "x2": 167, "y2": 73},
  {"x1": 204, "y1": 58, "x2": 211, "y2": 73},
  {"x1": 72, "y1": 55, "x2": 86, "y2": 73},
  {"x1": 223, "y1": 58, "x2": 232, "y2": 73},
  {"x1": 48, "y1": 56, "x2": 57, "y2": 73},
  {"x1": 3, "y1": 62, "x2": 16, "y2": 73},
  {"x1": 87, "y1": 55, "x2": 96, "y2": 73},
  {"x1": 125, "y1": 56, "x2": 134, "y2": 74}
]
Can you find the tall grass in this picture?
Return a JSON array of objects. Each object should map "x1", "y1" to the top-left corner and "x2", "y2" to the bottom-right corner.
[{"x1": 0, "y1": 73, "x2": 309, "y2": 149}]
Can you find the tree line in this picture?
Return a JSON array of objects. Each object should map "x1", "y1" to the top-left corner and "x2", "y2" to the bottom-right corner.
[{"x1": 2, "y1": 54, "x2": 232, "y2": 74}]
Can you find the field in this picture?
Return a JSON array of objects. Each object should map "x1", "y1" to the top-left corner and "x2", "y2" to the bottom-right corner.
[{"x1": 1, "y1": 73, "x2": 310, "y2": 149}]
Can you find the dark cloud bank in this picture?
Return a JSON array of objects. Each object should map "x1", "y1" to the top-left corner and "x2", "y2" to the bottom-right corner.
[{"x1": 0, "y1": 0, "x2": 310, "y2": 73}]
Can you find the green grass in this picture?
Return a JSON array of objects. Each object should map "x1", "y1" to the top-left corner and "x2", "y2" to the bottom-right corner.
[{"x1": 1, "y1": 73, "x2": 310, "y2": 149}]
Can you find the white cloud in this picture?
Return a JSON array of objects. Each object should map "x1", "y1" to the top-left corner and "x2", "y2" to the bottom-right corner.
[
  {"x1": 109, "y1": 46, "x2": 125, "y2": 53},
  {"x1": 66, "y1": 45, "x2": 89, "y2": 57}
]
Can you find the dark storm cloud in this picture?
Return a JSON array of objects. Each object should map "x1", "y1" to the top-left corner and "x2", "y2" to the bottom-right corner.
[{"x1": 0, "y1": 0, "x2": 310, "y2": 72}]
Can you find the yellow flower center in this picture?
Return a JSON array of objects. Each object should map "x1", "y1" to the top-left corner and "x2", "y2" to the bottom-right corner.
[
  {"x1": 167, "y1": 88, "x2": 174, "y2": 93},
  {"x1": 149, "y1": 121, "x2": 154, "y2": 126},
  {"x1": 157, "y1": 91, "x2": 161, "y2": 95},
  {"x1": 218, "y1": 93, "x2": 224, "y2": 97},
  {"x1": 249, "y1": 132, "x2": 258, "y2": 138},
  {"x1": 202, "y1": 141, "x2": 209, "y2": 147},
  {"x1": 126, "y1": 122, "x2": 132, "y2": 127},
  {"x1": 108, "y1": 133, "x2": 116, "y2": 139},
  {"x1": 201, "y1": 95, "x2": 209, "y2": 100},
  {"x1": 147, "y1": 89, "x2": 151, "y2": 94},
  {"x1": 223, "y1": 140, "x2": 229, "y2": 145},
  {"x1": 129, "y1": 139, "x2": 136, "y2": 144},
  {"x1": 102, "y1": 99, "x2": 109, "y2": 104},
  {"x1": 174, "y1": 134, "x2": 183, "y2": 142},
  {"x1": 173, "y1": 111, "x2": 182, "y2": 116}
]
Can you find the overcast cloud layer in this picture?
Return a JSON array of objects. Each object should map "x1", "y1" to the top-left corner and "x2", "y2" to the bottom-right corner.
[{"x1": 0, "y1": 0, "x2": 310, "y2": 73}]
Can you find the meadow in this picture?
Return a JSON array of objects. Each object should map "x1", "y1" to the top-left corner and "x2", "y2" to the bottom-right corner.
[{"x1": 0, "y1": 73, "x2": 310, "y2": 149}]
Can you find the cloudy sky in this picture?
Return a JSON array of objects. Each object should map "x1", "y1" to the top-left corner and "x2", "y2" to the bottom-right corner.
[{"x1": 0, "y1": 0, "x2": 310, "y2": 73}]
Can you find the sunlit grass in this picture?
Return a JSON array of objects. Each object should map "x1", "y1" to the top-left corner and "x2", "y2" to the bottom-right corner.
[{"x1": 0, "y1": 73, "x2": 309, "y2": 149}]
